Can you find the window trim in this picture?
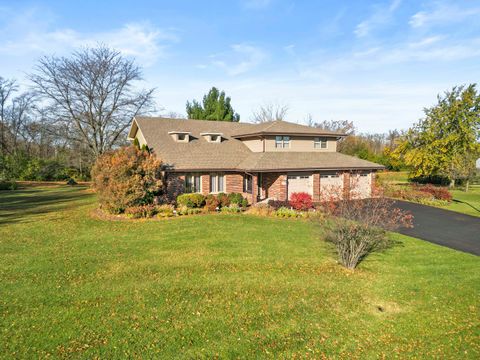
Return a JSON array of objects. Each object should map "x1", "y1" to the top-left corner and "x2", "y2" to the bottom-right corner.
[
  {"x1": 314, "y1": 137, "x2": 328, "y2": 149},
  {"x1": 243, "y1": 174, "x2": 253, "y2": 193},
  {"x1": 185, "y1": 174, "x2": 201, "y2": 193},
  {"x1": 275, "y1": 135, "x2": 290, "y2": 149},
  {"x1": 209, "y1": 173, "x2": 225, "y2": 193}
]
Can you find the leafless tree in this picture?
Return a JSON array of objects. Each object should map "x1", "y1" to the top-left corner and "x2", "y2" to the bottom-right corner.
[
  {"x1": 251, "y1": 102, "x2": 289, "y2": 123},
  {"x1": 29, "y1": 45, "x2": 156, "y2": 158},
  {"x1": 312, "y1": 119, "x2": 355, "y2": 135},
  {"x1": 0, "y1": 77, "x2": 18, "y2": 155}
]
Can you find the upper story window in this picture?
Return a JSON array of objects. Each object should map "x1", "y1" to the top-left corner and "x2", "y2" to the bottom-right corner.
[
  {"x1": 275, "y1": 136, "x2": 290, "y2": 149},
  {"x1": 210, "y1": 173, "x2": 225, "y2": 193},
  {"x1": 314, "y1": 137, "x2": 328, "y2": 149},
  {"x1": 185, "y1": 174, "x2": 201, "y2": 193}
]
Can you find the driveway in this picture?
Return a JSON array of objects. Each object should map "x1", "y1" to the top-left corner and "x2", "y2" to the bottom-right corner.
[{"x1": 393, "y1": 200, "x2": 480, "y2": 256}]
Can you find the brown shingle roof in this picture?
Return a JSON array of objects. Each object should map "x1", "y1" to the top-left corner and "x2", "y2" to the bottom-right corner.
[
  {"x1": 231, "y1": 120, "x2": 346, "y2": 138},
  {"x1": 131, "y1": 117, "x2": 383, "y2": 172}
]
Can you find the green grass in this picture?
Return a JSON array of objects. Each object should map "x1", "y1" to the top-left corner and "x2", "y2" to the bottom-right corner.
[
  {"x1": 1, "y1": 186, "x2": 479, "y2": 358},
  {"x1": 439, "y1": 186, "x2": 480, "y2": 217}
]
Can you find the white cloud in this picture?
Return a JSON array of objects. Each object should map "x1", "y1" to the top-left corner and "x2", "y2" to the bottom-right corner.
[
  {"x1": 211, "y1": 43, "x2": 267, "y2": 76},
  {"x1": 410, "y1": 2, "x2": 480, "y2": 28},
  {"x1": 354, "y1": 0, "x2": 402, "y2": 38},
  {"x1": 242, "y1": 0, "x2": 272, "y2": 10},
  {"x1": 0, "y1": 7, "x2": 178, "y2": 67}
]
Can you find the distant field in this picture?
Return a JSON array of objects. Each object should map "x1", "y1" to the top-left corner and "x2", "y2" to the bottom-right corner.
[{"x1": 0, "y1": 186, "x2": 479, "y2": 358}]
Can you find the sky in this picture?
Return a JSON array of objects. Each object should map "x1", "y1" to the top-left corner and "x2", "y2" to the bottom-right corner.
[{"x1": 1, "y1": 0, "x2": 479, "y2": 133}]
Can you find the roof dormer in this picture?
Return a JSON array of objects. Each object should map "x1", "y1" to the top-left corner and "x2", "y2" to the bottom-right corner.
[
  {"x1": 200, "y1": 132, "x2": 223, "y2": 143},
  {"x1": 168, "y1": 131, "x2": 191, "y2": 143}
]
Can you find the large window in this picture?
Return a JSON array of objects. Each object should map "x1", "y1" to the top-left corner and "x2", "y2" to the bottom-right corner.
[
  {"x1": 275, "y1": 135, "x2": 290, "y2": 149},
  {"x1": 185, "y1": 174, "x2": 201, "y2": 193},
  {"x1": 210, "y1": 173, "x2": 225, "y2": 193},
  {"x1": 243, "y1": 174, "x2": 253, "y2": 193},
  {"x1": 314, "y1": 137, "x2": 327, "y2": 149}
]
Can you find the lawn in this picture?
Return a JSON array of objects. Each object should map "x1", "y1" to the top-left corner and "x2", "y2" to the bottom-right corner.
[
  {"x1": 439, "y1": 186, "x2": 480, "y2": 217},
  {"x1": 1, "y1": 186, "x2": 479, "y2": 358}
]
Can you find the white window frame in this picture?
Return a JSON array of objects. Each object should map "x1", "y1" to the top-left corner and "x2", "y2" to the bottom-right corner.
[
  {"x1": 185, "y1": 174, "x2": 201, "y2": 193},
  {"x1": 209, "y1": 173, "x2": 225, "y2": 193},
  {"x1": 243, "y1": 174, "x2": 253, "y2": 193},
  {"x1": 275, "y1": 135, "x2": 290, "y2": 149},
  {"x1": 320, "y1": 173, "x2": 340, "y2": 179},
  {"x1": 314, "y1": 137, "x2": 328, "y2": 149}
]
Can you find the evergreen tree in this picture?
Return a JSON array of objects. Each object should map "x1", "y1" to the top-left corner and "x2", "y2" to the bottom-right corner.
[{"x1": 186, "y1": 87, "x2": 240, "y2": 121}]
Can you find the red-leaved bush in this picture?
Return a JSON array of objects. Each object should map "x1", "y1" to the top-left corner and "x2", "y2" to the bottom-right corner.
[
  {"x1": 414, "y1": 184, "x2": 452, "y2": 201},
  {"x1": 91, "y1": 146, "x2": 163, "y2": 214},
  {"x1": 289, "y1": 192, "x2": 313, "y2": 211}
]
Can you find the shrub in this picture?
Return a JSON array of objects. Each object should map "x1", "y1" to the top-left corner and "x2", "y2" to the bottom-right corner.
[
  {"x1": 415, "y1": 184, "x2": 452, "y2": 201},
  {"x1": 267, "y1": 199, "x2": 290, "y2": 210},
  {"x1": 66, "y1": 178, "x2": 78, "y2": 186},
  {"x1": 323, "y1": 197, "x2": 413, "y2": 270},
  {"x1": 246, "y1": 204, "x2": 273, "y2": 217},
  {"x1": 289, "y1": 192, "x2": 313, "y2": 211},
  {"x1": 124, "y1": 204, "x2": 157, "y2": 219},
  {"x1": 216, "y1": 192, "x2": 230, "y2": 207},
  {"x1": 91, "y1": 146, "x2": 163, "y2": 214},
  {"x1": 177, "y1": 205, "x2": 203, "y2": 216},
  {"x1": 274, "y1": 207, "x2": 301, "y2": 218},
  {"x1": 204, "y1": 194, "x2": 220, "y2": 211},
  {"x1": 176, "y1": 193, "x2": 205, "y2": 208},
  {"x1": 221, "y1": 204, "x2": 242, "y2": 213},
  {"x1": 228, "y1": 192, "x2": 244, "y2": 205},
  {"x1": 241, "y1": 198, "x2": 249, "y2": 208},
  {"x1": 0, "y1": 180, "x2": 18, "y2": 190},
  {"x1": 156, "y1": 204, "x2": 174, "y2": 217}
]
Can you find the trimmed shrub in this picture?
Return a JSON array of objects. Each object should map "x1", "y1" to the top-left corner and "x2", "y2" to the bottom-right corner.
[
  {"x1": 177, "y1": 205, "x2": 203, "y2": 215},
  {"x1": 216, "y1": 192, "x2": 230, "y2": 207},
  {"x1": 91, "y1": 146, "x2": 163, "y2": 214},
  {"x1": 176, "y1": 193, "x2": 205, "y2": 208},
  {"x1": 228, "y1": 192, "x2": 243, "y2": 205},
  {"x1": 124, "y1": 204, "x2": 157, "y2": 219},
  {"x1": 289, "y1": 192, "x2": 313, "y2": 211},
  {"x1": 221, "y1": 204, "x2": 242, "y2": 213},
  {"x1": 0, "y1": 180, "x2": 18, "y2": 190},
  {"x1": 267, "y1": 199, "x2": 290, "y2": 210},
  {"x1": 205, "y1": 194, "x2": 220, "y2": 211},
  {"x1": 156, "y1": 204, "x2": 174, "y2": 217},
  {"x1": 415, "y1": 184, "x2": 452, "y2": 201}
]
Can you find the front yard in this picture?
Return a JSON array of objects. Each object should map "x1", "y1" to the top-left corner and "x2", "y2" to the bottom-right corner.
[{"x1": 0, "y1": 186, "x2": 479, "y2": 358}]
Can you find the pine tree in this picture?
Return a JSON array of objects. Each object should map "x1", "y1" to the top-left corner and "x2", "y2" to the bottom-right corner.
[{"x1": 186, "y1": 87, "x2": 240, "y2": 122}]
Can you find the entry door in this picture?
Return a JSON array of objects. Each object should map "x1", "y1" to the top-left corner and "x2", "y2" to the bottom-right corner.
[{"x1": 287, "y1": 174, "x2": 313, "y2": 199}]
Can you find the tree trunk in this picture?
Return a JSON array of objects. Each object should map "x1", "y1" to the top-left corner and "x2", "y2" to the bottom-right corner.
[
  {"x1": 449, "y1": 179, "x2": 455, "y2": 188},
  {"x1": 465, "y1": 180, "x2": 469, "y2": 192}
]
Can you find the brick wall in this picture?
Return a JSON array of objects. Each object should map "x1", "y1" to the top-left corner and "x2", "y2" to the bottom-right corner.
[
  {"x1": 201, "y1": 174, "x2": 210, "y2": 195},
  {"x1": 263, "y1": 173, "x2": 287, "y2": 201},
  {"x1": 312, "y1": 173, "x2": 320, "y2": 202},
  {"x1": 343, "y1": 171, "x2": 351, "y2": 200}
]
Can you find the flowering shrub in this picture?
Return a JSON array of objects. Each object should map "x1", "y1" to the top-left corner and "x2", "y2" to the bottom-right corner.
[
  {"x1": 289, "y1": 192, "x2": 313, "y2": 211},
  {"x1": 91, "y1": 146, "x2": 163, "y2": 214},
  {"x1": 176, "y1": 193, "x2": 205, "y2": 208}
]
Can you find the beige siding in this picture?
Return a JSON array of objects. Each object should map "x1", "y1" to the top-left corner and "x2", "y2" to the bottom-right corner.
[
  {"x1": 242, "y1": 137, "x2": 264, "y2": 152},
  {"x1": 263, "y1": 136, "x2": 337, "y2": 152},
  {"x1": 135, "y1": 128, "x2": 148, "y2": 147}
]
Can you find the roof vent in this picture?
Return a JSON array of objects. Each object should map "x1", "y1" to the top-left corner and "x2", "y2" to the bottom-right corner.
[
  {"x1": 200, "y1": 132, "x2": 223, "y2": 143},
  {"x1": 168, "y1": 131, "x2": 191, "y2": 142}
]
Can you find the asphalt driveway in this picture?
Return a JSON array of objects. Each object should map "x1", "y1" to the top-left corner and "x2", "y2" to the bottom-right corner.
[{"x1": 393, "y1": 200, "x2": 480, "y2": 256}]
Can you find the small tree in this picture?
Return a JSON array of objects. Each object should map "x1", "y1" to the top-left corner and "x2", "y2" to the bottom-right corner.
[
  {"x1": 323, "y1": 186, "x2": 413, "y2": 270},
  {"x1": 91, "y1": 146, "x2": 162, "y2": 214}
]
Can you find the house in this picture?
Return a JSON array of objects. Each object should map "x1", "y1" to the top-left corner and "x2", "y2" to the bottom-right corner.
[{"x1": 127, "y1": 117, "x2": 384, "y2": 203}]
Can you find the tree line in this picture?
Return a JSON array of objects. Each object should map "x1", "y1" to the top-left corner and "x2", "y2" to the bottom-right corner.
[{"x1": 1, "y1": 44, "x2": 478, "y2": 187}]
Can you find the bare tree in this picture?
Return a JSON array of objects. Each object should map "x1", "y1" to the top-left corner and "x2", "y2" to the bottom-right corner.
[
  {"x1": 312, "y1": 119, "x2": 355, "y2": 135},
  {"x1": 251, "y1": 102, "x2": 289, "y2": 123},
  {"x1": 0, "y1": 77, "x2": 18, "y2": 155},
  {"x1": 29, "y1": 45, "x2": 156, "y2": 158}
]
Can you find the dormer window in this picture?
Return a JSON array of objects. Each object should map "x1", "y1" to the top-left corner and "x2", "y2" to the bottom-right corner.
[
  {"x1": 314, "y1": 137, "x2": 327, "y2": 149},
  {"x1": 168, "y1": 131, "x2": 190, "y2": 142},
  {"x1": 275, "y1": 136, "x2": 290, "y2": 149},
  {"x1": 200, "y1": 132, "x2": 223, "y2": 143}
]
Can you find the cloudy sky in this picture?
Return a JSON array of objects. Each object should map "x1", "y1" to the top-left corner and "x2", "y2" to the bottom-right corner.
[{"x1": 1, "y1": 0, "x2": 479, "y2": 132}]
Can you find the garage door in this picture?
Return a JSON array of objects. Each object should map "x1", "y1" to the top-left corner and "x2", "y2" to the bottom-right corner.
[
  {"x1": 320, "y1": 173, "x2": 343, "y2": 200},
  {"x1": 350, "y1": 173, "x2": 372, "y2": 199},
  {"x1": 287, "y1": 174, "x2": 313, "y2": 199}
]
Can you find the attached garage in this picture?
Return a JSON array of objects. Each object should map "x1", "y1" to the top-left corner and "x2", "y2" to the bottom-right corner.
[
  {"x1": 287, "y1": 173, "x2": 313, "y2": 199},
  {"x1": 319, "y1": 172, "x2": 344, "y2": 200},
  {"x1": 350, "y1": 172, "x2": 372, "y2": 199}
]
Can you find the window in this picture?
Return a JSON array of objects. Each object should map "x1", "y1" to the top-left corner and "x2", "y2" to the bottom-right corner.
[
  {"x1": 178, "y1": 134, "x2": 186, "y2": 141},
  {"x1": 185, "y1": 174, "x2": 201, "y2": 193},
  {"x1": 275, "y1": 136, "x2": 290, "y2": 148},
  {"x1": 320, "y1": 173, "x2": 340, "y2": 178},
  {"x1": 243, "y1": 174, "x2": 253, "y2": 193},
  {"x1": 210, "y1": 173, "x2": 225, "y2": 193},
  {"x1": 211, "y1": 135, "x2": 218, "y2": 142},
  {"x1": 314, "y1": 137, "x2": 327, "y2": 149}
]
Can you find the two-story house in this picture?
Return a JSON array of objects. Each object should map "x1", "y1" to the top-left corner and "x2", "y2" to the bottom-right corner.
[{"x1": 127, "y1": 117, "x2": 384, "y2": 203}]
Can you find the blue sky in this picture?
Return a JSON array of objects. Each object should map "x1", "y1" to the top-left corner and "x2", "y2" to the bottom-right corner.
[{"x1": 1, "y1": 0, "x2": 479, "y2": 132}]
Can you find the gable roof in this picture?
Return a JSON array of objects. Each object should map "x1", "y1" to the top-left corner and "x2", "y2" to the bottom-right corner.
[
  {"x1": 129, "y1": 117, "x2": 383, "y2": 172},
  {"x1": 231, "y1": 120, "x2": 346, "y2": 138}
]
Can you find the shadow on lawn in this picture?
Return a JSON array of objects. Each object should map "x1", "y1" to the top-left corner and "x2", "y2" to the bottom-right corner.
[
  {"x1": 452, "y1": 199, "x2": 480, "y2": 214},
  {"x1": 0, "y1": 186, "x2": 93, "y2": 225}
]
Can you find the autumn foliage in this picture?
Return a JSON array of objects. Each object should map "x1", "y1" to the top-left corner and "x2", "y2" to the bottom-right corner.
[
  {"x1": 91, "y1": 146, "x2": 163, "y2": 214},
  {"x1": 289, "y1": 192, "x2": 313, "y2": 210}
]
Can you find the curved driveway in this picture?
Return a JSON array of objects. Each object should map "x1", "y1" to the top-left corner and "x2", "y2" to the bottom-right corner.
[{"x1": 393, "y1": 200, "x2": 480, "y2": 256}]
